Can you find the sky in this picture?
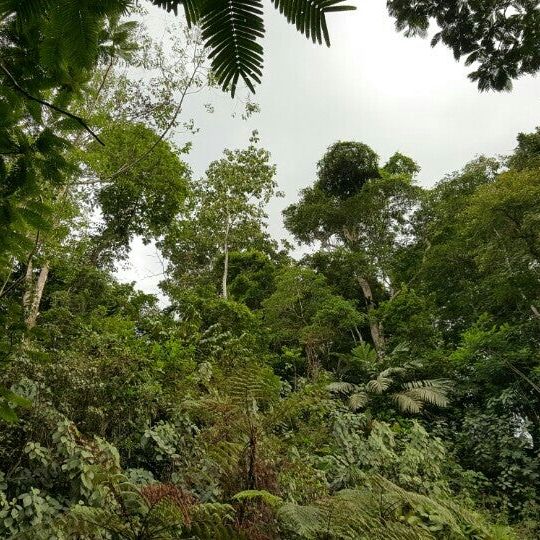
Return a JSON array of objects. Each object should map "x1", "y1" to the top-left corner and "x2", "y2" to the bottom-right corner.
[{"x1": 115, "y1": 0, "x2": 540, "y2": 297}]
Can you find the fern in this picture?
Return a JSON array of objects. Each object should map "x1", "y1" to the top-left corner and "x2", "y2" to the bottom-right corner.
[
  {"x1": 278, "y1": 475, "x2": 493, "y2": 539},
  {"x1": 348, "y1": 391, "x2": 369, "y2": 411},
  {"x1": 393, "y1": 379, "x2": 450, "y2": 413},
  {"x1": 328, "y1": 367, "x2": 450, "y2": 415},
  {"x1": 232, "y1": 489, "x2": 283, "y2": 508},
  {"x1": 272, "y1": 0, "x2": 356, "y2": 46}
]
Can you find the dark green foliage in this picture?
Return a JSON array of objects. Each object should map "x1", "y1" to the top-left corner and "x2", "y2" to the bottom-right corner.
[
  {"x1": 1, "y1": 18, "x2": 539, "y2": 532},
  {"x1": 217, "y1": 250, "x2": 280, "y2": 310},
  {"x1": 0, "y1": 0, "x2": 355, "y2": 99},
  {"x1": 387, "y1": 0, "x2": 540, "y2": 91},
  {"x1": 383, "y1": 152, "x2": 420, "y2": 178},
  {"x1": 508, "y1": 127, "x2": 540, "y2": 171},
  {"x1": 86, "y1": 122, "x2": 190, "y2": 264},
  {"x1": 316, "y1": 141, "x2": 380, "y2": 199}
]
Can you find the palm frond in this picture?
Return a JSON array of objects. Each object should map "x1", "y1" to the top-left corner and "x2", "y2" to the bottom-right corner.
[
  {"x1": 151, "y1": 0, "x2": 182, "y2": 15},
  {"x1": 379, "y1": 366, "x2": 406, "y2": 378},
  {"x1": 391, "y1": 391, "x2": 423, "y2": 414},
  {"x1": 401, "y1": 379, "x2": 450, "y2": 408},
  {"x1": 151, "y1": 0, "x2": 354, "y2": 95},
  {"x1": 326, "y1": 381, "x2": 357, "y2": 394},
  {"x1": 0, "y1": 0, "x2": 54, "y2": 21}
]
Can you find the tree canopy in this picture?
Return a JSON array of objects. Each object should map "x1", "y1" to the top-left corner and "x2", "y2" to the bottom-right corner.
[{"x1": 0, "y1": 4, "x2": 539, "y2": 539}]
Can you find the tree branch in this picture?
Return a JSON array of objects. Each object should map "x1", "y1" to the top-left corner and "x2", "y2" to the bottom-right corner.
[
  {"x1": 104, "y1": 42, "x2": 204, "y2": 181},
  {"x1": 0, "y1": 62, "x2": 105, "y2": 146}
]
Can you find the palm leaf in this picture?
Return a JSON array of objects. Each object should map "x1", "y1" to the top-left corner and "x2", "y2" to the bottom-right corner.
[
  {"x1": 0, "y1": 0, "x2": 54, "y2": 21},
  {"x1": 391, "y1": 391, "x2": 423, "y2": 414},
  {"x1": 326, "y1": 381, "x2": 357, "y2": 394},
  {"x1": 151, "y1": 0, "x2": 182, "y2": 15},
  {"x1": 151, "y1": 0, "x2": 355, "y2": 95},
  {"x1": 401, "y1": 379, "x2": 450, "y2": 408}
]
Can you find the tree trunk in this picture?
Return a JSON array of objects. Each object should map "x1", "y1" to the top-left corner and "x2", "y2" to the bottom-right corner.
[
  {"x1": 22, "y1": 258, "x2": 34, "y2": 317},
  {"x1": 356, "y1": 276, "x2": 385, "y2": 356},
  {"x1": 221, "y1": 212, "x2": 230, "y2": 299},
  {"x1": 24, "y1": 261, "x2": 49, "y2": 329},
  {"x1": 305, "y1": 343, "x2": 320, "y2": 379}
]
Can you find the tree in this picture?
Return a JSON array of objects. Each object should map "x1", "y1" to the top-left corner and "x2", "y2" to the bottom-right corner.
[
  {"x1": 161, "y1": 133, "x2": 279, "y2": 299},
  {"x1": 387, "y1": 0, "x2": 540, "y2": 91},
  {"x1": 84, "y1": 121, "x2": 190, "y2": 266},
  {"x1": 2, "y1": 0, "x2": 537, "y2": 110},
  {"x1": 0, "y1": 0, "x2": 355, "y2": 99},
  {"x1": 262, "y1": 267, "x2": 362, "y2": 378},
  {"x1": 328, "y1": 344, "x2": 450, "y2": 415},
  {"x1": 213, "y1": 249, "x2": 283, "y2": 310},
  {"x1": 392, "y1": 156, "x2": 500, "y2": 339},
  {"x1": 284, "y1": 142, "x2": 420, "y2": 355}
]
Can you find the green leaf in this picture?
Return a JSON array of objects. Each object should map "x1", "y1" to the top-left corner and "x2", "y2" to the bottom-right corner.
[
  {"x1": 0, "y1": 387, "x2": 32, "y2": 408},
  {"x1": 0, "y1": 401, "x2": 18, "y2": 423}
]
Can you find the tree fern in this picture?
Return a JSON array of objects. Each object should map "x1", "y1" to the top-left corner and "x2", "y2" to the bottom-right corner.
[
  {"x1": 328, "y1": 368, "x2": 451, "y2": 415},
  {"x1": 393, "y1": 379, "x2": 450, "y2": 413}
]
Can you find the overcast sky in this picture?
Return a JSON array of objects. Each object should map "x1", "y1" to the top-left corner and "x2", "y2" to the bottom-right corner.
[{"x1": 116, "y1": 0, "x2": 539, "y2": 297}]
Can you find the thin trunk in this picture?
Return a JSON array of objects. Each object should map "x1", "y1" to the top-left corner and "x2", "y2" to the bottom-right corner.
[
  {"x1": 25, "y1": 261, "x2": 49, "y2": 329},
  {"x1": 22, "y1": 258, "x2": 34, "y2": 317},
  {"x1": 221, "y1": 211, "x2": 230, "y2": 299},
  {"x1": 356, "y1": 276, "x2": 385, "y2": 356},
  {"x1": 305, "y1": 343, "x2": 320, "y2": 380},
  {"x1": 23, "y1": 185, "x2": 70, "y2": 329},
  {"x1": 238, "y1": 421, "x2": 257, "y2": 525}
]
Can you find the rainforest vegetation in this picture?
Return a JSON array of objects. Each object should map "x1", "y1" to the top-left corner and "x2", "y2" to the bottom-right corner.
[{"x1": 0, "y1": 1, "x2": 539, "y2": 539}]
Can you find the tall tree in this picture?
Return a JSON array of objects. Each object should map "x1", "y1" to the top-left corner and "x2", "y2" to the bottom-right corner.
[
  {"x1": 284, "y1": 142, "x2": 420, "y2": 355},
  {"x1": 161, "y1": 133, "x2": 279, "y2": 299}
]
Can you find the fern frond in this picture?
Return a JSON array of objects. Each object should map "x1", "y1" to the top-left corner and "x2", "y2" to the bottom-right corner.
[
  {"x1": 366, "y1": 374, "x2": 392, "y2": 394},
  {"x1": 227, "y1": 365, "x2": 279, "y2": 409},
  {"x1": 379, "y1": 366, "x2": 406, "y2": 378},
  {"x1": 348, "y1": 391, "x2": 369, "y2": 411},
  {"x1": 0, "y1": 0, "x2": 54, "y2": 22},
  {"x1": 67, "y1": 506, "x2": 134, "y2": 537},
  {"x1": 401, "y1": 379, "x2": 450, "y2": 408},
  {"x1": 190, "y1": 502, "x2": 235, "y2": 524},
  {"x1": 278, "y1": 503, "x2": 323, "y2": 538},
  {"x1": 326, "y1": 381, "x2": 357, "y2": 394},
  {"x1": 350, "y1": 342, "x2": 378, "y2": 365},
  {"x1": 151, "y1": 0, "x2": 182, "y2": 15},
  {"x1": 232, "y1": 489, "x2": 283, "y2": 508},
  {"x1": 271, "y1": 0, "x2": 356, "y2": 46},
  {"x1": 391, "y1": 391, "x2": 423, "y2": 414},
  {"x1": 201, "y1": 0, "x2": 265, "y2": 96}
]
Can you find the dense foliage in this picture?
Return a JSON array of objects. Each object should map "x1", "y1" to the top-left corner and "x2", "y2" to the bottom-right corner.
[{"x1": 1, "y1": 4, "x2": 539, "y2": 540}]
